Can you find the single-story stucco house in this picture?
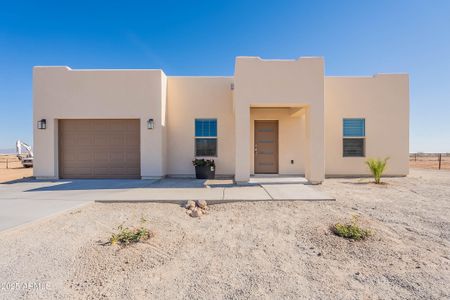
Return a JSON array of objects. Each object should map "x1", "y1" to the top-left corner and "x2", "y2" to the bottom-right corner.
[{"x1": 33, "y1": 56, "x2": 409, "y2": 184}]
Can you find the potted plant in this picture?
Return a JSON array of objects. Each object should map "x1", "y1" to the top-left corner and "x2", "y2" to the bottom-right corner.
[{"x1": 192, "y1": 158, "x2": 216, "y2": 179}]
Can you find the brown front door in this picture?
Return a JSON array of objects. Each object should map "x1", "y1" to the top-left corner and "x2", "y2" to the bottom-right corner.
[{"x1": 254, "y1": 120, "x2": 278, "y2": 174}]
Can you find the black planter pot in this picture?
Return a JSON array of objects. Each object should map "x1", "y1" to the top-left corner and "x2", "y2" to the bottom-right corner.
[{"x1": 195, "y1": 165, "x2": 216, "y2": 179}]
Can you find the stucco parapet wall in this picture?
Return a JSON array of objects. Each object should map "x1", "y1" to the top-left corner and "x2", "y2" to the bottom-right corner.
[
  {"x1": 233, "y1": 56, "x2": 324, "y2": 109},
  {"x1": 168, "y1": 76, "x2": 233, "y2": 78},
  {"x1": 326, "y1": 73, "x2": 408, "y2": 79},
  {"x1": 33, "y1": 66, "x2": 166, "y2": 75},
  {"x1": 235, "y1": 56, "x2": 323, "y2": 62}
]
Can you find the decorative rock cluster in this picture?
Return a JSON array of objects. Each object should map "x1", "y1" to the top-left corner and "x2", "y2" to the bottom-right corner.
[{"x1": 185, "y1": 200, "x2": 208, "y2": 217}]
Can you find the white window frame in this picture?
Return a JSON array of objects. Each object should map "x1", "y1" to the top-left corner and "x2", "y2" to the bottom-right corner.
[
  {"x1": 343, "y1": 118, "x2": 366, "y2": 157},
  {"x1": 194, "y1": 119, "x2": 218, "y2": 157}
]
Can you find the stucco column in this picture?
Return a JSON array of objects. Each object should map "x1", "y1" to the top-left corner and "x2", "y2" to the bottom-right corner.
[
  {"x1": 234, "y1": 104, "x2": 250, "y2": 182},
  {"x1": 33, "y1": 118, "x2": 59, "y2": 179},
  {"x1": 305, "y1": 105, "x2": 325, "y2": 184}
]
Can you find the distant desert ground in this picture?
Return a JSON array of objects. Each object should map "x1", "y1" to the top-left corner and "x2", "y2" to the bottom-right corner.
[{"x1": 0, "y1": 155, "x2": 32, "y2": 183}]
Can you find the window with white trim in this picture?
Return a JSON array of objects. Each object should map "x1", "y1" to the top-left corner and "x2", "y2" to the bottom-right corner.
[
  {"x1": 343, "y1": 118, "x2": 365, "y2": 157},
  {"x1": 195, "y1": 119, "x2": 217, "y2": 157}
]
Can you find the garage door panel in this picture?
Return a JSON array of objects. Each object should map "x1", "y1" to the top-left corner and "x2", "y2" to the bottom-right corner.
[
  {"x1": 93, "y1": 135, "x2": 109, "y2": 146},
  {"x1": 93, "y1": 167, "x2": 139, "y2": 176},
  {"x1": 94, "y1": 168, "x2": 116, "y2": 176},
  {"x1": 76, "y1": 135, "x2": 95, "y2": 146},
  {"x1": 61, "y1": 151, "x2": 77, "y2": 161},
  {"x1": 109, "y1": 135, "x2": 126, "y2": 146},
  {"x1": 76, "y1": 151, "x2": 95, "y2": 161},
  {"x1": 124, "y1": 145, "x2": 140, "y2": 152},
  {"x1": 63, "y1": 167, "x2": 93, "y2": 176},
  {"x1": 123, "y1": 167, "x2": 141, "y2": 175},
  {"x1": 125, "y1": 135, "x2": 140, "y2": 146},
  {"x1": 109, "y1": 152, "x2": 125, "y2": 161},
  {"x1": 59, "y1": 119, "x2": 140, "y2": 179},
  {"x1": 109, "y1": 120, "x2": 130, "y2": 131},
  {"x1": 92, "y1": 121, "x2": 109, "y2": 131},
  {"x1": 95, "y1": 158, "x2": 129, "y2": 168},
  {"x1": 60, "y1": 134, "x2": 77, "y2": 146},
  {"x1": 126, "y1": 121, "x2": 140, "y2": 131},
  {"x1": 92, "y1": 153, "x2": 110, "y2": 162},
  {"x1": 125, "y1": 152, "x2": 140, "y2": 161},
  {"x1": 65, "y1": 120, "x2": 92, "y2": 131},
  {"x1": 125, "y1": 160, "x2": 140, "y2": 168},
  {"x1": 61, "y1": 152, "x2": 94, "y2": 163}
]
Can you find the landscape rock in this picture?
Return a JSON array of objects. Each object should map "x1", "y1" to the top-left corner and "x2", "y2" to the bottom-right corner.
[
  {"x1": 190, "y1": 208, "x2": 203, "y2": 218},
  {"x1": 196, "y1": 200, "x2": 207, "y2": 209},
  {"x1": 185, "y1": 200, "x2": 196, "y2": 210}
]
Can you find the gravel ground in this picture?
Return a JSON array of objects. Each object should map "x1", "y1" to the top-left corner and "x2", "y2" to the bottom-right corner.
[{"x1": 0, "y1": 169, "x2": 449, "y2": 300}]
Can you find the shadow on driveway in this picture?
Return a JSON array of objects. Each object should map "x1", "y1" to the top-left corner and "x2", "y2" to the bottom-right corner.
[
  {"x1": 5, "y1": 176, "x2": 310, "y2": 192},
  {"x1": 21, "y1": 178, "x2": 228, "y2": 192}
]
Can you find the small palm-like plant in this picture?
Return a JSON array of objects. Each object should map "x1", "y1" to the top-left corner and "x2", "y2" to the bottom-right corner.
[{"x1": 366, "y1": 157, "x2": 389, "y2": 184}]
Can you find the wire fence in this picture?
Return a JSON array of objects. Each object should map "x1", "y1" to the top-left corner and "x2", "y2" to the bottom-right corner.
[
  {"x1": 0, "y1": 156, "x2": 24, "y2": 169},
  {"x1": 409, "y1": 153, "x2": 450, "y2": 170}
]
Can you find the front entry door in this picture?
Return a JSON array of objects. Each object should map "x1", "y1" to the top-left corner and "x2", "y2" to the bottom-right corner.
[{"x1": 254, "y1": 120, "x2": 279, "y2": 174}]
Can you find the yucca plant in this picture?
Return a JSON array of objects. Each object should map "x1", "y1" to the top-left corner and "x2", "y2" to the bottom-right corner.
[{"x1": 366, "y1": 157, "x2": 389, "y2": 184}]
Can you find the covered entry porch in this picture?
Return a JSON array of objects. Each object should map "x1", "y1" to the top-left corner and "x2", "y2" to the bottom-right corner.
[
  {"x1": 234, "y1": 104, "x2": 325, "y2": 184},
  {"x1": 250, "y1": 107, "x2": 307, "y2": 176},
  {"x1": 232, "y1": 56, "x2": 326, "y2": 184}
]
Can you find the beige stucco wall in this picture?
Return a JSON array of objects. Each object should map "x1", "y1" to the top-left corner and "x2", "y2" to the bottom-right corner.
[
  {"x1": 250, "y1": 108, "x2": 306, "y2": 175},
  {"x1": 33, "y1": 57, "x2": 409, "y2": 182},
  {"x1": 166, "y1": 77, "x2": 235, "y2": 176},
  {"x1": 233, "y1": 57, "x2": 325, "y2": 183},
  {"x1": 324, "y1": 74, "x2": 409, "y2": 176},
  {"x1": 33, "y1": 66, "x2": 166, "y2": 179}
]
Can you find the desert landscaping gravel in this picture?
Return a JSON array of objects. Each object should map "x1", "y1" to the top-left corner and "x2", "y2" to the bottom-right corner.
[{"x1": 0, "y1": 169, "x2": 449, "y2": 299}]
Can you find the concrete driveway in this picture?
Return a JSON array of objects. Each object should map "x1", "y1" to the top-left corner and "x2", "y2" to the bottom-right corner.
[{"x1": 0, "y1": 177, "x2": 333, "y2": 231}]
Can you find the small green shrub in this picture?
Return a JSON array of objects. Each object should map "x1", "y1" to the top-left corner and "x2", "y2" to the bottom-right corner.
[
  {"x1": 110, "y1": 225, "x2": 153, "y2": 246},
  {"x1": 332, "y1": 216, "x2": 371, "y2": 240},
  {"x1": 366, "y1": 157, "x2": 389, "y2": 184}
]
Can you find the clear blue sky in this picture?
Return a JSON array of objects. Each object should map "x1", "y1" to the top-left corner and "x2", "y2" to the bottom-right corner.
[{"x1": 1, "y1": 0, "x2": 449, "y2": 152}]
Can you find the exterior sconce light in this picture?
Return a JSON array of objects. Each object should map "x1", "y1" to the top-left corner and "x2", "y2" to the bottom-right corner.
[
  {"x1": 37, "y1": 119, "x2": 47, "y2": 129},
  {"x1": 147, "y1": 118, "x2": 154, "y2": 129}
]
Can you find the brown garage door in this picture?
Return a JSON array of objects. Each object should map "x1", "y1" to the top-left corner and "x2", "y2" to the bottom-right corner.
[{"x1": 59, "y1": 119, "x2": 140, "y2": 179}]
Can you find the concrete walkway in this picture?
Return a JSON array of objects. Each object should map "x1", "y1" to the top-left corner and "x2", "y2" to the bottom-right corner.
[{"x1": 0, "y1": 177, "x2": 333, "y2": 231}]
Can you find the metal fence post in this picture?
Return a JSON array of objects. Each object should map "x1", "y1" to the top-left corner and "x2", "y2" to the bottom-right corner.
[
  {"x1": 438, "y1": 153, "x2": 442, "y2": 170},
  {"x1": 6, "y1": 158, "x2": 8, "y2": 169}
]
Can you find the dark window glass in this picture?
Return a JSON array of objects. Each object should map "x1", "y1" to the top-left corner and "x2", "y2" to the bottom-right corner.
[
  {"x1": 195, "y1": 138, "x2": 217, "y2": 157},
  {"x1": 343, "y1": 138, "x2": 365, "y2": 157}
]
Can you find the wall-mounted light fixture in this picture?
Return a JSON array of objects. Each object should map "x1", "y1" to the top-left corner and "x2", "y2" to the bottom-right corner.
[
  {"x1": 37, "y1": 119, "x2": 47, "y2": 130},
  {"x1": 147, "y1": 118, "x2": 154, "y2": 129}
]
